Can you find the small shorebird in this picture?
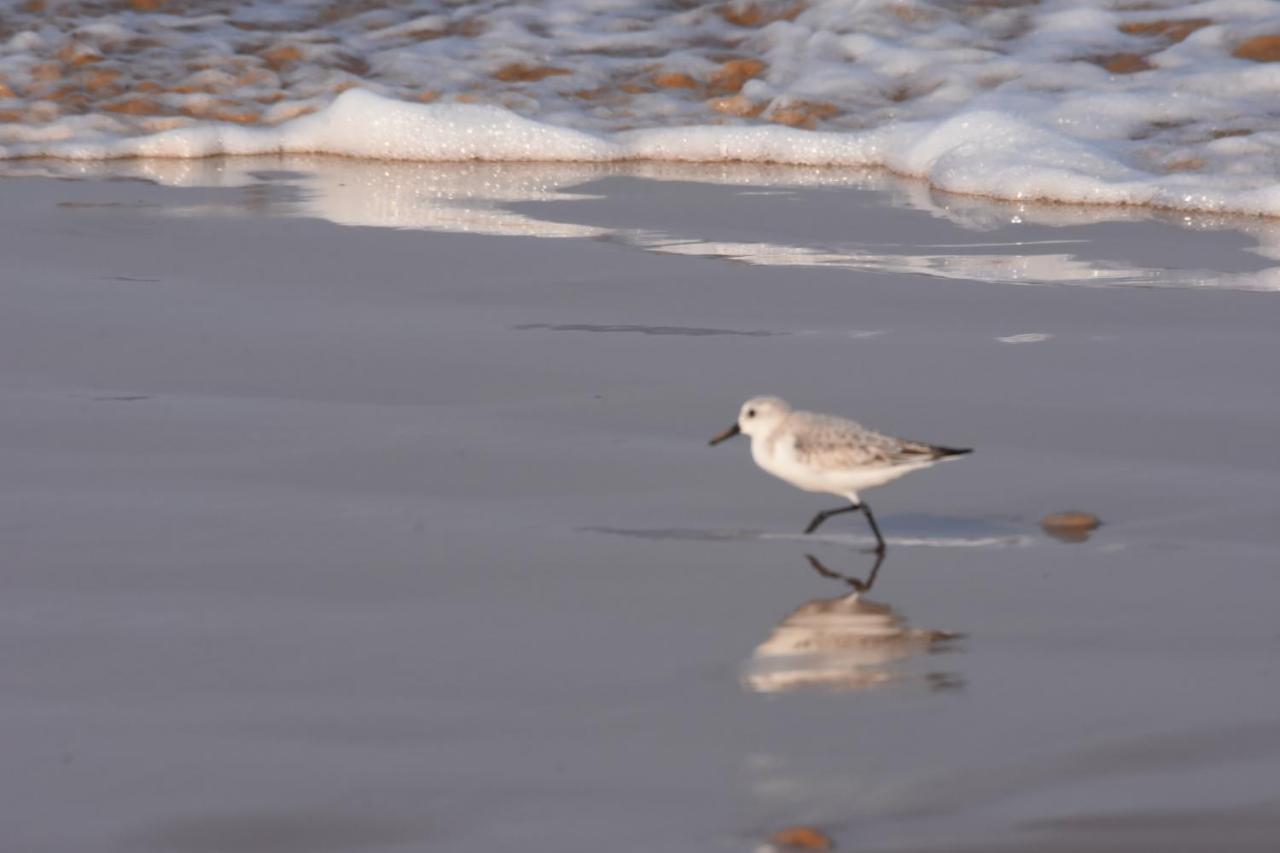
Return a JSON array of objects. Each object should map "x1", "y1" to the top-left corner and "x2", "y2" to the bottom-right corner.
[{"x1": 709, "y1": 396, "x2": 971, "y2": 552}]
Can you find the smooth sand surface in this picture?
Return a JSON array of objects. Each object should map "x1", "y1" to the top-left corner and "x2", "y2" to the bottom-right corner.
[{"x1": 4, "y1": 163, "x2": 1280, "y2": 852}]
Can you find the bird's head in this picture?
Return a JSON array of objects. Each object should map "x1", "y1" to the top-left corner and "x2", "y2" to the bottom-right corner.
[{"x1": 709, "y1": 396, "x2": 792, "y2": 445}]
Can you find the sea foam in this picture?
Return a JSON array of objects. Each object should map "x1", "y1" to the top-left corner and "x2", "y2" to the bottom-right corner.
[
  {"x1": 2, "y1": 0, "x2": 1280, "y2": 215},
  {"x1": 23, "y1": 90, "x2": 1273, "y2": 216}
]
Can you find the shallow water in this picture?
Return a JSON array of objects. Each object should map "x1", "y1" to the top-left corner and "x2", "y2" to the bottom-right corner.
[{"x1": 4, "y1": 163, "x2": 1280, "y2": 852}]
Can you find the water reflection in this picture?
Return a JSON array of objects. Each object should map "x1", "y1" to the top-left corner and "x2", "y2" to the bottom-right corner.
[
  {"x1": 743, "y1": 554, "x2": 961, "y2": 694},
  {"x1": 11, "y1": 157, "x2": 1280, "y2": 291}
]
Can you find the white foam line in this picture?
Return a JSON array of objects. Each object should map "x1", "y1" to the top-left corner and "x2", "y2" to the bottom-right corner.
[{"x1": 6, "y1": 89, "x2": 1280, "y2": 219}]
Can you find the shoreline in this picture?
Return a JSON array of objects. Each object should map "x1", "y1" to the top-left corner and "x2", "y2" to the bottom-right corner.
[
  {"x1": 10, "y1": 146, "x2": 1280, "y2": 223},
  {"x1": 9, "y1": 150, "x2": 1280, "y2": 237},
  {"x1": 4, "y1": 89, "x2": 1279, "y2": 220}
]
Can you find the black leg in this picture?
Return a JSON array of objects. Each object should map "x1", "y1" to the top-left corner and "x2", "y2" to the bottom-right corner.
[
  {"x1": 805, "y1": 502, "x2": 889, "y2": 553},
  {"x1": 860, "y1": 502, "x2": 887, "y2": 554},
  {"x1": 804, "y1": 503, "x2": 860, "y2": 534}
]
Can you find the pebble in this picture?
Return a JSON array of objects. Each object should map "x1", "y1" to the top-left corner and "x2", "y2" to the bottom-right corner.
[{"x1": 1041, "y1": 511, "x2": 1101, "y2": 543}]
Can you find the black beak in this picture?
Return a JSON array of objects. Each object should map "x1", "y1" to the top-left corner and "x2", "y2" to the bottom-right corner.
[{"x1": 708, "y1": 423, "x2": 741, "y2": 446}]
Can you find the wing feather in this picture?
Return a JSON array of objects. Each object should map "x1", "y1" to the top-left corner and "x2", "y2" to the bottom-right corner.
[{"x1": 789, "y1": 413, "x2": 951, "y2": 469}]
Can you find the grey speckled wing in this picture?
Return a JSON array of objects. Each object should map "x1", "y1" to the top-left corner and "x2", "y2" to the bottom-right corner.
[{"x1": 789, "y1": 412, "x2": 959, "y2": 469}]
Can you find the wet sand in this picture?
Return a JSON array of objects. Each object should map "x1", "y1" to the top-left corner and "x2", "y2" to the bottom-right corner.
[{"x1": 3, "y1": 164, "x2": 1280, "y2": 852}]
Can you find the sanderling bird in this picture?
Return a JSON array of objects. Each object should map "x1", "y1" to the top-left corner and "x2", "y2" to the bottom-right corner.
[{"x1": 709, "y1": 396, "x2": 971, "y2": 553}]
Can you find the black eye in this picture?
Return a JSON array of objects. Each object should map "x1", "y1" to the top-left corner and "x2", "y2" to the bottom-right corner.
[{"x1": 746, "y1": 409, "x2": 756, "y2": 418}]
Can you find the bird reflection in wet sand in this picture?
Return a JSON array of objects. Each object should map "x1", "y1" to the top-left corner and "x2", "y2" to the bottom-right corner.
[{"x1": 744, "y1": 554, "x2": 962, "y2": 694}]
